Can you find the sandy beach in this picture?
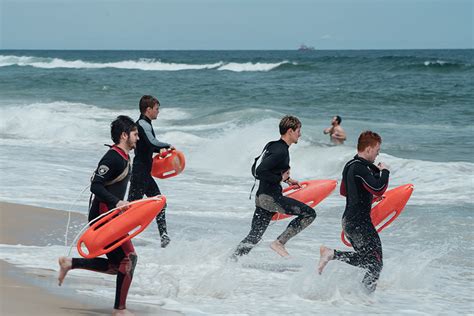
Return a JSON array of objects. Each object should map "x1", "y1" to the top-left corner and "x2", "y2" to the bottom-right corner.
[{"x1": 0, "y1": 201, "x2": 180, "y2": 315}]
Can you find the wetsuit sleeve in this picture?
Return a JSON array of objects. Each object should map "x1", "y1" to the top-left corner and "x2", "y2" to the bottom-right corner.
[
  {"x1": 340, "y1": 181, "x2": 347, "y2": 197},
  {"x1": 255, "y1": 149, "x2": 286, "y2": 184},
  {"x1": 138, "y1": 120, "x2": 171, "y2": 152},
  {"x1": 355, "y1": 165, "x2": 390, "y2": 197},
  {"x1": 90, "y1": 155, "x2": 122, "y2": 207}
]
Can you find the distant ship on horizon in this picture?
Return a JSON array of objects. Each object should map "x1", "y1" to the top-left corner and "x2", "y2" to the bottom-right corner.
[{"x1": 298, "y1": 44, "x2": 315, "y2": 51}]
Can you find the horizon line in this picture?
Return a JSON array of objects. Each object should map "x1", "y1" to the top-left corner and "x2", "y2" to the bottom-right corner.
[{"x1": 1, "y1": 47, "x2": 473, "y2": 51}]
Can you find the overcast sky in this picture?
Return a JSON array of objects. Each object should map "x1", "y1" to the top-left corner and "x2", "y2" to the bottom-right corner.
[{"x1": 1, "y1": 0, "x2": 472, "y2": 50}]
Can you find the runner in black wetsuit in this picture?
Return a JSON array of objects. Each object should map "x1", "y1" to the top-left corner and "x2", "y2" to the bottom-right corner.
[
  {"x1": 128, "y1": 95, "x2": 173, "y2": 248},
  {"x1": 58, "y1": 116, "x2": 139, "y2": 315},
  {"x1": 233, "y1": 115, "x2": 316, "y2": 258},
  {"x1": 318, "y1": 131, "x2": 390, "y2": 293}
]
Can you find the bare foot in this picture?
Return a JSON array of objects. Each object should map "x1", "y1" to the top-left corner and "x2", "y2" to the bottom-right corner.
[
  {"x1": 113, "y1": 308, "x2": 135, "y2": 315},
  {"x1": 58, "y1": 256, "x2": 72, "y2": 286},
  {"x1": 270, "y1": 240, "x2": 290, "y2": 257},
  {"x1": 318, "y1": 245, "x2": 334, "y2": 275}
]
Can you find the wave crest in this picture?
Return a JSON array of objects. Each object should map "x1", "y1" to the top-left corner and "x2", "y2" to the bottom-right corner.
[
  {"x1": 217, "y1": 61, "x2": 290, "y2": 72},
  {"x1": 0, "y1": 55, "x2": 290, "y2": 72}
]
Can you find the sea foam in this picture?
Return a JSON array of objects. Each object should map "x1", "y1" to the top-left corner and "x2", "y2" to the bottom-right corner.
[{"x1": 0, "y1": 55, "x2": 290, "y2": 72}]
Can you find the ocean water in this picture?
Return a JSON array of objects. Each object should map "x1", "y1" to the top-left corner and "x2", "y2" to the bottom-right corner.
[{"x1": 0, "y1": 49, "x2": 473, "y2": 315}]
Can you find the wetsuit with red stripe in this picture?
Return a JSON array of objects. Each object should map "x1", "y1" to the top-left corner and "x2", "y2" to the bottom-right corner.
[
  {"x1": 334, "y1": 155, "x2": 389, "y2": 292},
  {"x1": 72, "y1": 145, "x2": 137, "y2": 310}
]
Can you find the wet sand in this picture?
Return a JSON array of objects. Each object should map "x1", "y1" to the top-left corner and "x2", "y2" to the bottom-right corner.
[{"x1": 0, "y1": 201, "x2": 180, "y2": 315}]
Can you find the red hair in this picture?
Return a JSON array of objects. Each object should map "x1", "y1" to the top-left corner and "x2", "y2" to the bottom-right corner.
[{"x1": 357, "y1": 131, "x2": 382, "y2": 152}]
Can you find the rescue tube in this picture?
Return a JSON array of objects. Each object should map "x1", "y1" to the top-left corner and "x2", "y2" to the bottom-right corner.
[
  {"x1": 271, "y1": 180, "x2": 337, "y2": 221},
  {"x1": 151, "y1": 149, "x2": 186, "y2": 179},
  {"x1": 341, "y1": 183, "x2": 414, "y2": 247},
  {"x1": 77, "y1": 196, "x2": 166, "y2": 258}
]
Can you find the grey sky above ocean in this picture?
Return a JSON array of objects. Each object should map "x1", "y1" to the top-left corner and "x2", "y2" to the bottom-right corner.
[{"x1": 1, "y1": 0, "x2": 472, "y2": 50}]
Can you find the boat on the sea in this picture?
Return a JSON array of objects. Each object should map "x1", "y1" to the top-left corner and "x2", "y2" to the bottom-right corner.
[{"x1": 298, "y1": 44, "x2": 315, "y2": 51}]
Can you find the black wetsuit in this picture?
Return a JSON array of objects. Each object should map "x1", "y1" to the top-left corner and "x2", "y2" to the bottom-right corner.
[
  {"x1": 128, "y1": 114, "x2": 171, "y2": 245},
  {"x1": 72, "y1": 145, "x2": 137, "y2": 310},
  {"x1": 334, "y1": 155, "x2": 389, "y2": 292},
  {"x1": 234, "y1": 139, "x2": 316, "y2": 256}
]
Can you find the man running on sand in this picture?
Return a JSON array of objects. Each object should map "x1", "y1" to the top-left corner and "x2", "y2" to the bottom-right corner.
[{"x1": 58, "y1": 115, "x2": 139, "y2": 316}]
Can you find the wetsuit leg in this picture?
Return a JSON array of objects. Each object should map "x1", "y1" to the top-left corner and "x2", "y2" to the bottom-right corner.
[
  {"x1": 233, "y1": 207, "x2": 274, "y2": 256},
  {"x1": 334, "y1": 219, "x2": 383, "y2": 292},
  {"x1": 71, "y1": 242, "x2": 137, "y2": 309},
  {"x1": 129, "y1": 169, "x2": 168, "y2": 239},
  {"x1": 108, "y1": 240, "x2": 137, "y2": 310},
  {"x1": 128, "y1": 169, "x2": 147, "y2": 202},
  {"x1": 74, "y1": 202, "x2": 138, "y2": 309},
  {"x1": 76, "y1": 202, "x2": 117, "y2": 275},
  {"x1": 71, "y1": 257, "x2": 116, "y2": 274},
  {"x1": 256, "y1": 194, "x2": 316, "y2": 245},
  {"x1": 143, "y1": 176, "x2": 168, "y2": 238}
]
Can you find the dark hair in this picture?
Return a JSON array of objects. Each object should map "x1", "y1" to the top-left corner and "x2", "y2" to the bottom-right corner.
[
  {"x1": 357, "y1": 131, "x2": 382, "y2": 152},
  {"x1": 279, "y1": 115, "x2": 302, "y2": 135},
  {"x1": 111, "y1": 115, "x2": 137, "y2": 144},
  {"x1": 335, "y1": 115, "x2": 342, "y2": 124},
  {"x1": 139, "y1": 95, "x2": 160, "y2": 114}
]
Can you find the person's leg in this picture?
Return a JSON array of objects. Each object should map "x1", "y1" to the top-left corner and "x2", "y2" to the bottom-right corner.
[
  {"x1": 60, "y1": 241, "x2": 138, "y2": 310},
  {"x1": 107, "y1": 241, "x2": 137, "y2": 310},
  {"x1": 273, "y1": 195, "x2": 317, "y2": 245},
  {"x1": 60, "y1": 201, "x2": 121, "y2": 285},
  {"x1": 58, "y1": 256, "x2": 117, "y2": 286},
  {"x1": 318, "y1": 221, "x2": 367, "y2": 274},
  {"x1": 128, "y1": 170, "x2": 146, "y2": 202},
  {"x1": 359, "y1": 229, "x2": 383, "y2": 292},
  {"x1": 72, "y1": 257, "x2": 117, "y2": 273},
  {"x1": 130, "y1": 169, "x2": 169, "y2": 248},
  {"x1": 321, "y1": 221, "x2": 383, "y2": 292},
  {"x1": 338, "y1": 230, "x2": 382, "y2": 292},
  {"x1": 233, "y1": 207, "x2": 274, "y2": 257},
  {"x1": 317, "y1": 245, "x2": 335, "y2": 274},
  {"x1": 143, "y1": 174, "x2": 169, "y2": 247}
]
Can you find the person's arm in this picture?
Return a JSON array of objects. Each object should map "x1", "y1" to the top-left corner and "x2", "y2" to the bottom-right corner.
[
  {"x1": 256, "y1": 149, "x2": 285, "y2": 184},
  {"x1": 90, "y1": 155, "x2": 122, "y2": 208},
  {"x1": 138, "y1": 120, "x2": 171, "y2": 153},
  {"x1": 340, "y1": 181, "x2": 347, "y2": 197},
  {"x1": 323, "y1": 126, "x2": 333, "y2": 135},
  {"x1": 280, "y1": 168, "x2": 302, "y2": 187},
  {"x1": 355, "y1": 163, "x2": 390, "y2": 196}
]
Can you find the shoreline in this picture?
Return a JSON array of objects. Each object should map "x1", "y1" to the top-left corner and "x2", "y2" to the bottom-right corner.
[
  {"x1": 0, "y1": 201, "x2": 180, "y2": 315},
  {"x1": 1, "y1": 260, "x2": 111, "y2": 315}
]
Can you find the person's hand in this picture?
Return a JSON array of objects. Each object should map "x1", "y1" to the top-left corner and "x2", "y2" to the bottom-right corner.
[
  {"x1": 116, "y1": 200, "x2": 130, "y2": 213},
  {"x1": 281, "y1": 169, "x2": 290, "y2": 182},
  {"x1": 377, "y1": 162, "x2": 389, "y2": 171},
  {"x1": 286, "y1": 178, "x2": 301, "y2": 188},
  {"x1": 169, "y1": 145, "x2": 176, "y2": 150}
]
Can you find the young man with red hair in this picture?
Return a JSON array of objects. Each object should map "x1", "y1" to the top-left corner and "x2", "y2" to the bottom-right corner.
[{"x1": 318, "y1": 131, "x2": 390, "y2": 292}]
